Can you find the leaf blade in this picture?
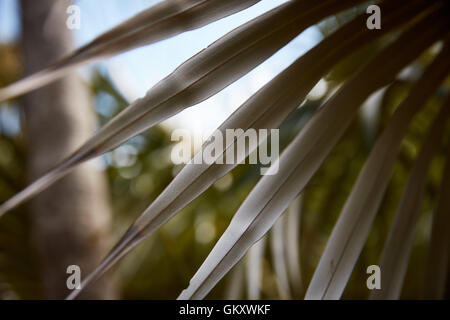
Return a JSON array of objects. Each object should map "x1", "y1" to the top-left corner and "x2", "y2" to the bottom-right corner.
[
  {"x1": 0, "y1": 0, "x2": 262, "y2": 102},
  {"x1": 2, "y1": 0, "x2": 352, "y2": 218},
  {"x1": 423, "y1": 145, "x2": 450, "y2": 299},
  {"x1": 306, "y1": 42, "x2": 450, "y2": 301},
  {"x1": 66, "y1": 0, "x2": 419, "y2": 299},
  {"x1": 370, "y1": 98, "x2": 450, "y2": 300},
  {"x1": 179, "y1": 7, "x2": 449, "y2": 300}
]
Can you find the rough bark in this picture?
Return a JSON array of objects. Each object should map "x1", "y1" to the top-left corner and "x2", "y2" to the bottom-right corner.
[{"x1": 20, "y1": 0, "x2": 116, "y2": 299}]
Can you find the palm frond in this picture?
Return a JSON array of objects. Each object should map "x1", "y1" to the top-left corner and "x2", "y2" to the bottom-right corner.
[
  {"x1": 245, "y1": 237, "x2": 266, "y2": 300},
  {"x1": 370, "y1": 97, "x2": 450, "y2": 300},
  {"x1": 0, "y1": 0, "x2": 261, "y2": 102},
  {"x1": 285, "y1": 196, "x2": 303, "y2": 297},
  {"x1": 270, "y1": 208, "x2": 292, "y2": 299},
  {"x1": 423, "y1": 145, "x2": 450, "y2": 299},
  {"x1": 179, "y1": 6, "x2": 448, "y2": 301},
  {"x1": 306, "y1": 42, "x2": 450, "y2": 300},
  {"x1": 0, "y1": 0, "x2": 365, "y2": 218},
  {"x1": 64, "y1": 0, "x2": 423, "y2": 299},
  {"x1": 223, "y1": 260, "x2": 245, "y2": 299},
  {"x1": 1, "y1": 0, "x2": 450, "y2": 301}
]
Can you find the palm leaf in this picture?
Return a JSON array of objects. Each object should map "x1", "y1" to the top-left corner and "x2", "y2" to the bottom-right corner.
[
  {"x1": 0, "y1": 0, "x2": 365, "y2": 218},
  {"x1": 65, "y1": 0, "x2": 421, "y2": 299},
  {"x1": 423, "y1": 145, "x2": 450, "y2": 299},
  {"x1": 245, "y1": 237, "x2": 266, "y2": 300},
  {"x1": 0, "y1": 0, "x2": 261, "y2": 102},
  {"x1": 369, "y1": 98, "x2": 450, "y2": 300},
  {"x1": 306, "y1": 42, "x2": 450, "y2": 300},
  {"x1": 285, "y1": 196, "x2": 303, "y2": 297},
  {"x1": 270, "y1": 208, "x2": 292, "y2": 299},
  {"x1": 178, "y1": 8, "x2": 449, "y2": 300},
  {"x1": 2, "y1": 0, "x2": 450, "y2": 300},
  {"x1": 223, "y1": 260, "x2": 245, "y2": 299}
]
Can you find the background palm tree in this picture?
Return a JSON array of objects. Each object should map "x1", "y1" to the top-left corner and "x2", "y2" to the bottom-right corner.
[{"x1": 18, "y1": 0, "x2": 116, "y2": 299}]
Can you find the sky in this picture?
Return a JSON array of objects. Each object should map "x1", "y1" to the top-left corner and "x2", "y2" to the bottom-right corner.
[{"x1": 0, "y1": 0, "x2": 323, "y2": 136}]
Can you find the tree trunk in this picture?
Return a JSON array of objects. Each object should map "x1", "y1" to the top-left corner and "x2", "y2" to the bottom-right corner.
[{"x1": 20, "y1": 0, "x2": 116, "y2": 299}]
